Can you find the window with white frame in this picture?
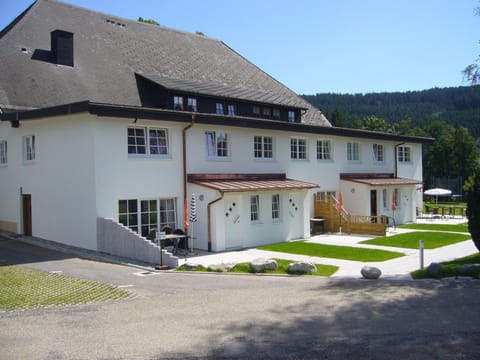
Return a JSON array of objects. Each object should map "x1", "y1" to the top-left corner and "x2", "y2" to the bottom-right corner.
[
  {"x1": 272, "y1": 194, "x2": 280, "y2": 220},
  {"x1": 290, "y1": 138, "x2": 307, "y2": 160},
  {"x1": 128, "y1": 127, "x2": 169, "y2": 156},
  {"x1": 398, "y1": 146, "x2": 411, "y2": 163},
  {"x1": 394, "y1": 188, "x2": 399, "y2": 208},
  {"x1": 216, "y1": 102, "x2": 224, "y2": 115},
  {"x1": 118, "y1": 199, "x2": 139, "y2": 233},
  {"x1": 347, "y1": 142, "x2": 360, "y2": 161},
  {"x1": 227, "y1": 104, "x2": 236, "y2": 116},
  {"x1": 118, "y1": 198, "x2": 177, "y2": 237},
  {"x1": 373, "y1": 143, "x2": 384, "y2": 162},
  {"x1": 254, "y1": 136, "x2": 273, "y2": 159},
  {"x1": 140, "y1": 199, "x2": 157, "y2": 237},
  {"x1": 23, "y1": 135, "x2": 35, "y2": 162},
  {"x1": 317, "y1": 139, "x2": 331, "y2": 160},
  {"x1": 159, "y1": 198, "x2": 177, "y2": 230},
  {"x1": 315, "y1": 191, "x2": 336, "y2": 203},
  {"x1": 0, "y1": 141, "x2": 7, "y2": 165},
  {"x1": 382, "y1": 189, "x2": 387, "y2": 209},
  {"x1": 187, "y1": 97, "x2": 197, "y2": 112},
  {"x1": 288, "y1": 111, "x2": 295, "y2": 122},
  {"x1": 250, "y1": 195, "x2": 260, "y2": 222},
  {"x1": 174, "y1": 96, "x2": 183, "y2": 110},
  {"x1": 205, "y1": 131, "x2": 229, "y2": 158}
]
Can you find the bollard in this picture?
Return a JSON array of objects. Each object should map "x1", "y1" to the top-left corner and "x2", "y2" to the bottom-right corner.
[{"x1": 419, "y1": 239, "x2": 424, "y2": 270}]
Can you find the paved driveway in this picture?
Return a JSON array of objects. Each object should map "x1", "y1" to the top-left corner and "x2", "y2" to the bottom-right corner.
[{"x1": 1, "y1": 237, "x2": 480, "y2": 359}]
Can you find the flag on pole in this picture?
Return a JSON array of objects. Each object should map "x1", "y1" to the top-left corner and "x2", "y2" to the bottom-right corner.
[
  {"x1": 338, "y1": 191, "x2": 344, "y2": 212},
  {"x1": 392, "y1": 191, "x2": 397, "y2": 212}
]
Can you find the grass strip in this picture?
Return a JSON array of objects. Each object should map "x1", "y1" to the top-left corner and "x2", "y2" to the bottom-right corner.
[
  {"x1": 361, "y1": 231, "x2": 471, "y2": 249},
  {"x1": 411, "y1": 253, "x2": 480, "y2": 279},
  {"x1": 398, "y1": 223, "x2": 469, "y2": 233},
  {"x1": 0, "y1": 265, "x2": 133, "y2": 311},
  {"x1": 257, "y1": 242, "x2": 404, "y2": 262},
  {"x1": 231, "y1": 258, "x2": 338, "y2": 276}
]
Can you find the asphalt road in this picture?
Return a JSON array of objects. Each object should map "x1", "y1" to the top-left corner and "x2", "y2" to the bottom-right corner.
[{"x1": 1, "y1": 237, "x2": 480, "y2": 359}]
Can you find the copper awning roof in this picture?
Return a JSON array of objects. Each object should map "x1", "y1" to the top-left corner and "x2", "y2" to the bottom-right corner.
[
  {"x1": 188, "y1": 173, "x2": 319, "y2": 192},
  {"x1": 340, "y1": 173, "x2": 422, "y2": 186}
]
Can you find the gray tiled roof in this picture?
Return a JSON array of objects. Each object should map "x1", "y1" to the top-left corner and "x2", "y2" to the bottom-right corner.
[{"x1": 0, "y1": 0, "x2": 330, "y2": 126}]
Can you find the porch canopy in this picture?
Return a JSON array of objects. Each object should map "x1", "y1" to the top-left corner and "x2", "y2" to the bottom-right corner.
[
  {"x1": 340, "y1": 173, "x2": 422, "y2": 186},
  {"x1": 188, "y1": 173, "x2": 319, "y2": 192}
]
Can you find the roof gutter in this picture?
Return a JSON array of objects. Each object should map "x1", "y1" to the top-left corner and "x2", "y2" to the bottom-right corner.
[
  {"x1": 207, "y1": 191, "x2": 224, "y2": 252},
  {"x1": 0, "y1": 101, "x2": 434, "y2": 144},
  {"x1": 182, "y1": 114, "x2": 196, "y2": 234}
]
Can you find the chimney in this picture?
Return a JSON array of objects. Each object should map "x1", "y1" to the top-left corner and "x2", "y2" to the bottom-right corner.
[{"x1": 51, "y1": 30, "x2": 74, "y2": 67}]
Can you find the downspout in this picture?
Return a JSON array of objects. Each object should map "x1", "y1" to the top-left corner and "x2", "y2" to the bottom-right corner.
[
  {"x1": 394, "y1": 142, "x2": 405, "y2": 178},
  {"x1": 207, "y1": 191, "x2": 224, "y2": 252},
  {"x1": 182, "y1": 114, "x2": 196, "y2": 233}
]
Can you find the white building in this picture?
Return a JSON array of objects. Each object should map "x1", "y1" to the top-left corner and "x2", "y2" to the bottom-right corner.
[{"x1": 0, "y1": 1, "x2": 431, "y2": 263}]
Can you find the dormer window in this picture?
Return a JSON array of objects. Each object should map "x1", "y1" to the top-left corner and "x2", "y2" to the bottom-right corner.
[
  {"x1": 272, "y1": 109, "x2": 280, "y2": 120},
  {"x1": 187, "y1": 97, "x2": 197, "y2": 112},
  {"x1": 253, "y1": 106, "x2": 260, "y2": 117},
  {"x1": 288, "y1": 111, "x2": 295, "y2": 122},
  {"x1": 216, "y1": 102, "x2": 224, "y2": 115},
  {"x1": 263, "y1": 107, "x2": 271, "y2": 119},
  {"x1": 174, "y1": 96, "x2": 183, "y2": 111},
  {"x1": 227, "y1": 104, "x2": 236, "y2": 116}
]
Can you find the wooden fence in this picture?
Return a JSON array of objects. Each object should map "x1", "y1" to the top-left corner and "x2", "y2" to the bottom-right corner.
[{"x1": 313, "y1": 195, "x2": 387, "y2": 236}]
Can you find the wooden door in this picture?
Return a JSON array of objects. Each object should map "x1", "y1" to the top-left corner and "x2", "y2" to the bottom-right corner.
[{"x1": 22, "y1": 194, "x2": 32, "y2": 236}]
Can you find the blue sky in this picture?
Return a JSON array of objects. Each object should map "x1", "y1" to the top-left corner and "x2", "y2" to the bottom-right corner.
[{"x1": 1, "y1": 0, "x2": 478, "y2": 94}]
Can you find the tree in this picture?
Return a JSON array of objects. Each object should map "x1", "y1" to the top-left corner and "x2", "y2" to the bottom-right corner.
[
  {"x1": 138, "y1": 17, "x2": 160, "y2": 26},
  {"x1": 422, "y1": 120, "x2": 479, "y2": 186},
  {"x1": 465, "y1": 168, "x2": 480, "y2": 251},
  {"x1": 352, "y1": 115, "x2": 395, "y2": 133},
  {"x1": 328, "y1": 108, "x2": 347, "y2": 127},
  {"x1": 463, "y1": 5, "x2": 480, "y2": 85}
]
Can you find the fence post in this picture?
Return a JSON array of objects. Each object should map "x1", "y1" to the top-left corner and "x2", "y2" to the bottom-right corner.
[{"x1": 419, "y1": 239, "x2": 424, "y2": 270}]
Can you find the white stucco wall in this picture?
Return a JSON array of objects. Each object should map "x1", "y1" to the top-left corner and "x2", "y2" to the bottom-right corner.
[
  {"x1": 0, "y1": 114, "x2": 98, "y2": 249},
  {"x1": 0, "y1": 114, "x2": 425, "y2": 253},
  {"x1": 92, "y1": 117, "x2": 184, "y2": 222}
]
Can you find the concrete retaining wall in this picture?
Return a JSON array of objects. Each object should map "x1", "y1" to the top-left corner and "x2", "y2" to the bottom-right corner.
[{"x1": 97, "y1": 218, "x2": 179, "y2": 268}]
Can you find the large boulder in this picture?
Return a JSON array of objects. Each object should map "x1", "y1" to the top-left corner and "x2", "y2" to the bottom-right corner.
[
  {"x1": 250, "y1": 258, "x2": 278, "y2": 272},
  {"x1": 361, "y1": 265, "x2": 382, "y2": 279},
  {"x1": 288, "y1": 261, "x2": 317, "y2": 274},
  {"x1": 427, "y1": 262, "x2": 442, "y2": 276},
  {"x1": 458, "y1": 264, "x2": 480, "y2": 274},
  {"x1": 208, "y1": 263, "x2": 236, "y2": 272},
  {"x1": 182, "y1": 262, "x2": 201, "y2": 270}
]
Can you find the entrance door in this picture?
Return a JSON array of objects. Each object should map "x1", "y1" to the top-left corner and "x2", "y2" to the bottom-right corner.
[
  {"x1": 370, "y1": 190, "x2": 377, "y2": 217},
  {"x1": 224, "y1": 196, "x2": 242, "y2": 249},
  {"x1": 22, "y1": 194, "x2": 32, "y2": 236}
]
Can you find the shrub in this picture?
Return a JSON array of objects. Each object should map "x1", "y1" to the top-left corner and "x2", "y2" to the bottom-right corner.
[{"x1": 465, "y1": 169, "x2": 480, "y2": 251}]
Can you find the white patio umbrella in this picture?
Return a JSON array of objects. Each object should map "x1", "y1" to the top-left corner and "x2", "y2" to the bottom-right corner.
[{"x1": 424, "y1": 188, "x2": 452, "y2": 204}]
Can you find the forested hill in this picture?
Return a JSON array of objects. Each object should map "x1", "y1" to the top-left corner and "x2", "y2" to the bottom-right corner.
[{"x1": 302, "y1": 86, "x2": 480, "y2": 137}]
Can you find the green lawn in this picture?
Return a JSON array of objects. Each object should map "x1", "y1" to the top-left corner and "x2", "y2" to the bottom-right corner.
[
  {"x1": 361, "y1": 231, "x2": 471, "y2": 249},
  {"x1": 177, "y1": 258, "x2": 339, "y2": 276},
  {"x1": 399, "y1": 223, "x2": 469, "y2": 233},
  {"x1": 257, "y1": 242, "x2": 404, "y2": 262},
  {"x1": 411, "y1": 253, "x2": 480, "y2": 279},
  {"x1": 0, "y1": 265, "x2": 133, "y2": 311}
]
